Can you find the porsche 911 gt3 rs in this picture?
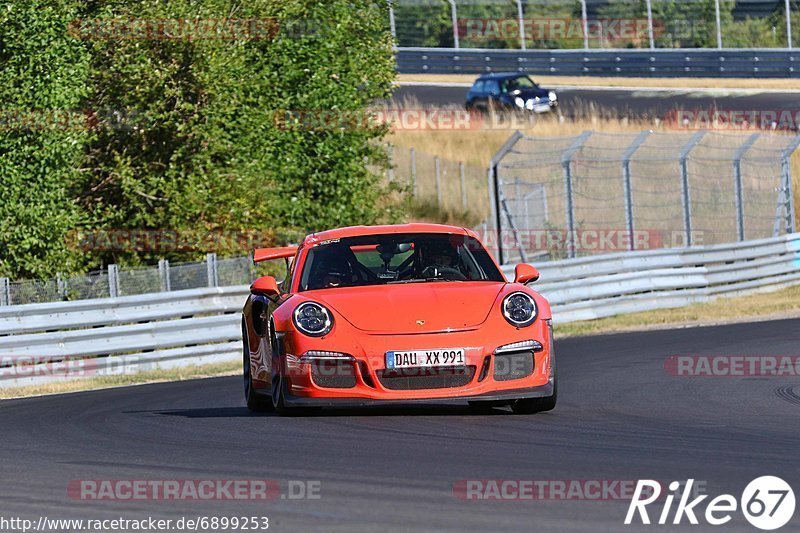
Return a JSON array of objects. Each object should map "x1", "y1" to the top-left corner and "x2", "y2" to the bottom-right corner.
[{"x1": 242, "y1": 223, "x2": 556, "y2": 415}]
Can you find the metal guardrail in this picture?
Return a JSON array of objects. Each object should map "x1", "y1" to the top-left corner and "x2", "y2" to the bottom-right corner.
[
  {"x1": 0, "y1": 286, "x2": 247, "y2": 389},
  {"x1": 501, "y1": 233, "x2": 800, "y2": 322},
  {"x1": 396, "y1": 47, "x2": 800, "y2": 78},
  {"x1": 1, "y1": 233, "x2": 798, "y2": 390}
]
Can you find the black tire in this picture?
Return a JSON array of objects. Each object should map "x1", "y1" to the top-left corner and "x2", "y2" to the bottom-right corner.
[
  {"x1": 271, "y1": 374, "x2": 291, "y2": 416},
  {"x1": 243, "y1": 325, "x2": 273, "y2": 412},
  {"x1": 511, "y1": 371, "x2": 557, "y2": 414}
]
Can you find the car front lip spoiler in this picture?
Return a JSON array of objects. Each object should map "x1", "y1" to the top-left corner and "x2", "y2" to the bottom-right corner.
[{"x1": 281, "y1": 382, "x2": 554, "y2": 408}]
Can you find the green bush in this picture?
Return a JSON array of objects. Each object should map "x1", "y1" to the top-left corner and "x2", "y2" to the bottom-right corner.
[{"x1": 0, "y1": 0, "x2": 397, "y2": 278}]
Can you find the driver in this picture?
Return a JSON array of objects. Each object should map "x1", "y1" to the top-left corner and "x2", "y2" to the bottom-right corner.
[{"x1": 418, "y1": 241, "x2": 461, "y2": 276}]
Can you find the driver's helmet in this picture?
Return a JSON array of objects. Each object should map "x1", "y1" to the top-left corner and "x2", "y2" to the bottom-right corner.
[
  {"x1": 418, "y1": 240, "x2": 459, "y2": 268},
  {"x1": 311, "y1": 247, "x2": 353, "y2": 288}
]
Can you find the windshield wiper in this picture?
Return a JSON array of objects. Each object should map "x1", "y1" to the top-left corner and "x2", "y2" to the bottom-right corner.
[{"x1": 386, "y1": 277, "x2": 456, "y2": 284}]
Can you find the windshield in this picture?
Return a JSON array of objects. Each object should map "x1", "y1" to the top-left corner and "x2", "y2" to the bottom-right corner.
[
  {"x1": 299, "y1": 233, "x2": 504, "y2": 291},
  {"x1": 501, "y1": 76, "x2": 537, "y2": 93}
]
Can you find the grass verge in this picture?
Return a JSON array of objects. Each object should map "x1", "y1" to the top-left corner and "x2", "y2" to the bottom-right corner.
[
  {"x1": 555, "y1": 284, "x2": 800, "y2": 337},
  {"x1": 398, "y1": 74, "x2": 800, "y2": 91},
  {"x1": 0, "y1": 360, "x2": 239, "y2": 400}
]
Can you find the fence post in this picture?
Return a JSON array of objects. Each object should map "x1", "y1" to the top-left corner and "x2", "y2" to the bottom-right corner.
[
  {"x1": 778, "y1": 135, "x2": 800, "y2": 235},
  {"x1": 516, "y1": 0, "x2": 526, "y2": 50},
  {"x1": 580, "y1": 0, "x2": 589, "y2": 50},
  {"x1": 489, "y1": 131, "x2": 525, "y2": 265},
  {"x1": 0, "y1": 278, "x2": 9, "y2": 306},
  {"x1": 388, "y1": 0, "x2": 396, "y2": 42},
  {"x1": 56, "y1": 273, "x2": 67, "y2": 299},
  {"x1": 387, "y1": 143, "x2": 394, "y2": 182},
  {"x1": 459, "y1": 161, "x2": 467, "y2": 210},
  {"x1": 158, "y1": 258, "x2": 171, "y2": 292},
  {"x1": 645, "y1": 0, "x2": 654, "y2": 49},
  {"x1": 787, "y1": 0, "x2": 794, "y2": 49},
  {"x1": 108, "y1": 264, "x2": 119, "y2": 298},
  {"x1": 733, "y1": 133, "x2": 760, "y2": 241},
  {"x1": 621, "y1": 131, "x2": 650, "y2": 250},
  {"x1": 410, "y1": 147, "x2": 417, "y2": 197},
  {"x1": 206, "y1": 253, "x2": 218, "y2": 287},
  {"x1": 447, "y1": 0, "x2": 459, "y2": 48},
  {"x1": 714, "y1": 0, "x2": 723, "y2": 49},
  {"x1": 434, "y1": 156, "x2": 442, "y2": 208},
  {"x1": 561, "y1": 131, "x2": 593, "y2": 259},
  {"x1": 679, "y1": 131, "x2": 706, "y2": 247}
]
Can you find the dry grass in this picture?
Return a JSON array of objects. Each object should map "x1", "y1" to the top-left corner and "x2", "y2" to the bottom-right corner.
[
  {"x1": 556, "y1": 284, "x2": 800, "y2": 337},
  {"x1": 398, "y1": 74, "x2": 800, "y2": 91},
  {"x1": 0, "y1": 360, "x2": 239, "y2": 400}
]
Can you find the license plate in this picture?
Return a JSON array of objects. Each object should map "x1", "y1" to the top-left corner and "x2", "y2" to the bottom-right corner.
[{"x1": 385, "y1": 349, "x2": 466, "y2": 369}]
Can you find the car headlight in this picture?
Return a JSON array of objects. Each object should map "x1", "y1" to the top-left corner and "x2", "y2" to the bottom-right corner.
[
  {"x1": 514, "y1": 96, "x2": 525, "y2": 108},
  {"x1": 548, "y1": 91, "x2": 557, "y2": 101},
  {"x1": 502, "y1": 291, "x2": 537, "y2": 327},
  {"x1": 293, "y1": 302, "x2": 333, "y2": 337}
]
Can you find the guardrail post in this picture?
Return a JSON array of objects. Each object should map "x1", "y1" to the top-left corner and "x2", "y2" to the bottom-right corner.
[
  {"x1": 561, "y1": 131, "x2": 593, "y2": 258},
  {"x1": 410, "y1": 147, "x2": 417, "y2": 197},
  {"x1": 733, "y1": 133, "x2": 760, "y2": 241},
  {"x1": 459, "y1": 161, "x2": 467, "y2": 210},
  {"x1": 158, "y1": 259, "x2": 171, "y2": 292},
  {"x1": 108, "y1": 264, "x2": 119, "y2": 298},
  {"x1": 206, "y1": 253, "x2": 218, "y2": 287},
  {"x1": 434, "y1": 156, "x2": 442, "y2": 208},
  {"x1": 679, "y1": 131, "x2": 706, "y2": 247},
  {"x1": 0, "y1": 278, "x2": 9, "y2": 306},
  {"x1": 621, "y1": 131, "x2": 650, "y2": 250}
]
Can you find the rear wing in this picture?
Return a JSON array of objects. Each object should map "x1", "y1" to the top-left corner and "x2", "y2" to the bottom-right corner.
[{"x1": 253, "y1": 246, "x2": 298, "y2": 263}]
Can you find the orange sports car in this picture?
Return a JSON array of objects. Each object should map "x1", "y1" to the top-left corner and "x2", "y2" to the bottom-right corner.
[{"x1": 241, "y1": 223, "x2": 556, "y2": 415}]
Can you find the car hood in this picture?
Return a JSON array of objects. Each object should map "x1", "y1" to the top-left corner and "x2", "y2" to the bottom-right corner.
[{"x1": 311, "y1": 282, "x2": 505, "y2": 334}]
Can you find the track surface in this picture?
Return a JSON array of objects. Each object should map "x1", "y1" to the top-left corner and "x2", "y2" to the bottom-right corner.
[
  {"x1": 1, "y1": 318, "x2": 799, "y2": 532},
  {"x1": 394, "y1": 84, "x2": 800, "y2": 120}
]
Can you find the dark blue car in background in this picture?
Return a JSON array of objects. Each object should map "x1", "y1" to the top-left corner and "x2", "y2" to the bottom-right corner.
[{"x1": 465, "y1": 72, "x2": 557, "y2": 114}]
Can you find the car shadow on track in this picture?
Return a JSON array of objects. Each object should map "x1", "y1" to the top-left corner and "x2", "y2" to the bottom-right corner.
[{"x1": 142, "y1": 405, "x2": 529, "y2": 418}]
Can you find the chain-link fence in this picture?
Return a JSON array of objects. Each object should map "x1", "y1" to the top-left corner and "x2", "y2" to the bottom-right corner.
[
  {"x1": 489, "y1": 129, "x2": 800, "y2": 263},
  {"x1": 391, "y1": 145, "x2": 490, "y2": 217},
  {"x1": 0, "y1": 254, "x2": 256, "y2": 307},
  {"x1": 391, "y1": 0, "x2": 800, "y2": 50}
]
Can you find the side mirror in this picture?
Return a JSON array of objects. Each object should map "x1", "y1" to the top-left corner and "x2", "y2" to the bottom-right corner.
[
  {"x1": 514, "y1": 264, "x2": 540, "y2": 284},
  {"x1": 251, "y1": 276, "x2": 280, "y2": 298}
]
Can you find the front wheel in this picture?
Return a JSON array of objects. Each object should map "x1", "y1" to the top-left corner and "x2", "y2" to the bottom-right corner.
[{"x1": 243, "y1": 331, "x2": 272, "y2": 412}]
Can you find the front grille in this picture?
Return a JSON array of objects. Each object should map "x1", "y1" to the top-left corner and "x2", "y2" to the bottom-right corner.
[
  {"x1": 310, "y1": 360, "x2": 356, "y2": 388},
  {"x1": 377, "y1": 366, "x2": 475, "y2": 390},
  {"x1": 493, "y1": 351, "x2": 534, "y2": 381}
]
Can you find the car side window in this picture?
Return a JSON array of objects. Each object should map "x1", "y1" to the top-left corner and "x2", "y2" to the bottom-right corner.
[
  {"x1": 471, "y1": 80, "x2": 485, "y2": 94},
  {"x1": 485, "y1": 80, "x2": 499, "y2": 95}
]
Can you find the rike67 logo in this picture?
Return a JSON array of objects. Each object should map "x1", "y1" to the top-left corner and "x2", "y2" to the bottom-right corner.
[{"x1": 626, "y1": 477, "x2": 795, "y2": 530}]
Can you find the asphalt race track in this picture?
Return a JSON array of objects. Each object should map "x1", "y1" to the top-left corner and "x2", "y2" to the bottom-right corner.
[
  {"x1": 394, "y1": 83, "x2": 800, "y2": 121},
  {"x1": 1, "y1": 318, "x2": 799, "y2": 532}
]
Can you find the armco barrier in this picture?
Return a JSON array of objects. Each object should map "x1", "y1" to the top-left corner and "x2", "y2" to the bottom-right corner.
[
  {"x1": 1, "y1": 234, "x2": 798, "y2": 390},
  {"x1": 396, "y1": 47, "x2": 800, "y2": 78},
  {"x1": 501, "y1": 233, "x2": 800, "y2": 322}
]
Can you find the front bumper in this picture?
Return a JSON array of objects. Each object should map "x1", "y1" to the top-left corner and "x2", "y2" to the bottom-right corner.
[
  {"x1": 282, "y1": 382, "x2": 554, "y2": 408},
  {"x1": 270, "y1": 318, "x2": 554, "y2": 404}
]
